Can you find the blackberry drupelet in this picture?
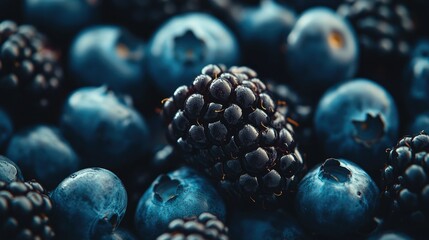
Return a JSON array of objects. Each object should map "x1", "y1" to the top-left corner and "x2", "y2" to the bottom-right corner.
[
  {"x1": 266, "y1": 82, "x2": 314, "y2": 160},
  {"x1": 0, "y1": 20, "x2": 64, "y2": 122},
  {"x1": 382, "y1": 132, "x2": 429, "y2": 226},
  {"x1": 338, "y1": 0, "x2": 414, "y2": 58},
  {"x1": 337, "y1": 0, "x2": 414, "y2": 97},
  {"x1": 162, "y1": 64, "x2": 305, "y2": 208},
  {"x1": 0, "y1": 180, "x2": 55, "y2": 239},
  {"x1": 156, "y1": 212, "x2": 228, "y2": 240}
]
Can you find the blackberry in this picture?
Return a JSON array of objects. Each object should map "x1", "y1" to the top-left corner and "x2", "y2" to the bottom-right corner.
[
  {"x1": 162, "y1": 64, "x2": 305, "y2": 208},
  {"x1": 266, "y1": 82, "x2": 314, "y2": 159},
  {"x1": 382, "y1": 132, "x2": 429, "y2": 226},
  {"x1": 337, "y1": 0, "x2": 414, "y2": 95},
  {"x1": 156, "y1": 212, "x2": 228, "y2": 240},
  {"x1": 0, "y1": 20, "x2": 64, "y2": 122},
  {"x1": 338, "y1": 0, "x2": 414, "y2": 58},
  {"x1": 0, "y1": 180, "x2": 55, "y2": 239}
]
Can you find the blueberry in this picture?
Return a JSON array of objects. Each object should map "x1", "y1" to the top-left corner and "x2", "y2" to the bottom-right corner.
[
  {"x1": 23, "y1": 0, "x2": 100, "y2": 37},
  {"x1": 147, "y1": 13, "x2": 240, "y2": 94},
  {"x1": 0, "y1": 107, "x2": 13, "y2": 148},
  {"x1": 134, "y1": 167, "x2": 226, "y2": 240},
  {"x1": 315, "y1": 79, "x2": 399, "y2": 170},
  {"x1": 0, "y1": 155, "x2": 23, "y2": 183},
  {"x1": 286, "y1": 7, "x2": 358, "y2": 92},
  {"x1": 229, "y1": 208, "x2": 309, "y2": 240},
  {"x1": 234, "y1": 0, "x2": 296, "y2": 77},
  {"x1": 69, "y1": 26, "x2": 146, "y2": 101},
  {"x1": 405, "y1": 57, "x2": 429, "y2": 115},
  {"x1": 409, "y1": 112, "x2": 429, "y2": 135},
  {"x1": 51, "y1": 168, "x2": 127, "y2": 240},
  {"x1": 6, "y1": 125, "x2": 80, "y2": 190},
  {"x1": 296, "y1": 158, "x2": 379, "y2": 237},
  {"x1": 60, "y1": 86, "x2": 149, "y2": 169}
]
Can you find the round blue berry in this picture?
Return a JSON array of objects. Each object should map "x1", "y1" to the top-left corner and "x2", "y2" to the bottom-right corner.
[
  {"x1": 296, "y1": 158, "x2": 379, "y2": 237},
  {"x1": 69, "y1": 25, "x2": 146, "y2": 101},
  {"x1": 147, "y1": 13, "x2": 240, "y2": 94},
  {"x1": 286, "y1": 7, "x2": 358, "y2": 91},
  {"x1": 6, "y1": 125, "x2": 80, "y2": 190},
  {"x1": 315, "y1": 79, "x2": 399, "y2": 170},
  {"x1": 135, "y1": 166, "x2": 226, "y2": 240},
  {"x1": 51, "y1": 168, "x2": 127, "y2": 240},
  {"x1": 60, "y1": 86, "x2": 150, "y2": 169}
]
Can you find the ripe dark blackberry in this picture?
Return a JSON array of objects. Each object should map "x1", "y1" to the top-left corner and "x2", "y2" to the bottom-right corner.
[
  {"x1": 0, "y1": 20, "x2": 64, "y2": 122},
  {"x1": 338, "y1": 0, "x2": 414, "y2": 58},
  {"x1": 0, "y1": 180, "x2": 55, "y2": 239},
  {"x1": 162, "y1": 64, "x2": 305, "y2": 208},
  {"x1": 102, "y1": 0, "x2": 231, "y2": 36},
  {"x1": 156, "y1": 212, "x2": 228, "y2": 240},
  {"x1": 382, "y1": 132, "x2": 429, "y2": 226},
  {"x1": 337, "y1": 0, "x2": 414, "y2": 96},
  {"x1": 266, "y1": 82, "x2": 314, "y2": 160}
]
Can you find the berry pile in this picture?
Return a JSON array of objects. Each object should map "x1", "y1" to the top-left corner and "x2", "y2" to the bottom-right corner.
[{"x1": 0, "y1": 0, "x2": 428, "y2": 239}]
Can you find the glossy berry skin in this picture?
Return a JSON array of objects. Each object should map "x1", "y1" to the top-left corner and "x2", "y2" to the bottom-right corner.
[
  {"x1": 286, "y1": 7, "x2": 358, "y2": 92},
  {"x1": 6, "y1": 125, "x2": 80, "y2": 190},
  {"x1": 405, "y1": 56, "x2": 429, "y2": 115},
  {"x1": 51, "y1": 168, "x2": 127, "y2": 240},
  {"x1": 0, "y1": 20, "x2": 64, "y2": 124},
  {"x1": 60, "y1": 86, "x2": 149, "y2": 169},
  {"x1": 162, "y1": 65, "x2": 305, "y2": 208},
  {"x1": 69, "y1": 26, "x2": 146, "y2": 101},
  {"x1": 296, "y1": 158, "x2": 380, "y2": 237},
  {"x1": 0, "y1": 180, "x2": 55, "y2": 240},
  {"x1": 135, "y1": 167, "x2": 226, "y2": 240},
  {"x1": 148, "y1": 13, "x2": 240, "y2": 94},
  {"x1": 0, "y1": 108, "x2": 13, "y2": 148},
  {"x1": 409, "y1": 112, "x2": 429, "y2": 135},
  {"x1": 0, "y1": 155, "x2": 23, "y2": 183},
  {"x1": 234, "y1": 0, "x2": 296, "y2": 77},
  {"x1": 23, "y1": 0, "x2": 100, "y2": 37},
  {"x1": 315, "y1": 79, "x2": 399, "y2": 170},
  {"x1": 382, "y1": 132, "x2": 429, "y2": 226},
  {"x1": 229, "y1": 209, "x2": 309, "y2": 240}
]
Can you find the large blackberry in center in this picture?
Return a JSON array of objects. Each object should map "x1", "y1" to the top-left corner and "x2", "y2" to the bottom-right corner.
[
  {"x1": 382, "y1": 132, "x2": 429, "y2": 227},
  {"x1": 162, "y1": 64, "x2": 305, "y2": 208}
]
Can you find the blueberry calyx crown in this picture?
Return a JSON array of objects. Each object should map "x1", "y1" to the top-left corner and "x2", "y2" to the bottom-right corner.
[
  {"x1": 115, "y1": 30, "x2": 144, "y2": 61},
  {"x1": 352, "y1": 113, "x2": 385, "y2": 148},
  {"x1": 319, "y1": 158, "x2": 351, "y2": 183},
  {"x1": 173, "y1": 30, "x2": 206, "y2": 66},
  {"x1": 328, "y1": 30, "x2": 345, "y2": 49},
  {"x1": 154, "y1": 175, "x2": 182, "y2": 203}
]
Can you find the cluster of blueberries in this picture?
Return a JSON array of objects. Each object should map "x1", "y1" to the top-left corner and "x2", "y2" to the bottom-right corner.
[{"x1": 0, "y1": 0, "x2": 429, "y2": 239}]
